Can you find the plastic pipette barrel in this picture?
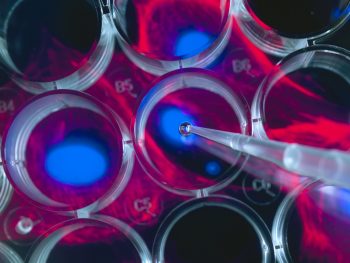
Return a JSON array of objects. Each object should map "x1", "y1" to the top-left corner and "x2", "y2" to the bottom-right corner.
[{"x1": 180, "y1": 123, "x2": 350, "y2": 188}]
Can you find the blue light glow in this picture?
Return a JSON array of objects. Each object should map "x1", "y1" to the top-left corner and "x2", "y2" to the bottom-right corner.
[
  {"x1": 205, "y1": 161, "x2": 222, "y2": 177},
  {"x1": 320, "y1": 186, "x2": 350, "y2": 217},
  {"x1": 337, "y1": 189, "x2": 350, "y2": 217},
  {"x1": 331, "y1": 6, "x2": 350, "y2": 20},
  {"x1": 45, "y1": 137, "x2": 108, "y2": 186},
  {"x1": 159, "y1": 107, "x2": 195, "y2": 145},
  {"x1": 175, "y1": 30, "x2": 212, "y2": 57}
]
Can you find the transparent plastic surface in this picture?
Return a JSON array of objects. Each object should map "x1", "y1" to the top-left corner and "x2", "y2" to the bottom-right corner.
[
  {"x1": 111, "y1": 0, "x2": 232, "y2": 75},
  {"x1": 233, "y1": 0, "x2": 350, "y2": 56},
  {"x1": 0, "y1": 87, "x2": 27, "y2": 132},
  {"x1": 272, "y1": 182, "x2": 350, "y2": 263},
  {"x1": 26, "y1": 216, "x2": 151, "y2": 263},
  {"x1": 0, "y1": 242, "x2": 23, "y2": 263},
  {"x1": 134, "y1": 69, "x2": 249, "y2": 196},
  {"x1": 0, "y1": 0, "x2": 114, "y2": 93},
  {"x1": 1, "y1": 90, "x2": 134, "y2": 213},
  {"x1": 0, "y1": 162, "x2": 13, "y2": 214},
  {"x1": 153, "y1": 195, "x2": 274, "y2": 263},
  {"x1": 252, "y1": 45, "x2": 350, "y2": 151}
]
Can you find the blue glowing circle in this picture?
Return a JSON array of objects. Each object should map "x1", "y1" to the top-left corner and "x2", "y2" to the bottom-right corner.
[
  {"x1": 175, "y1": 30, "x2": 212, "y2": 57},
  {"x1": 336, "y1": 188, "x2": 350, "y2": 217},
  {"x1": 159, "y1": 107, "x2": 195, "y2": 146},
  {"x1": 205, "y1": 161, "x2": 222, "y2": 177},
  {"x1": 45, "y1": 138, "x2": 108, "y2": 186}
]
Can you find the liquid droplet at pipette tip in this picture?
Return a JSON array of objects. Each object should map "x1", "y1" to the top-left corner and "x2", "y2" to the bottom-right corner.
[{"x1": 179, "y1": 122, "x2": 192, "y2": 136}]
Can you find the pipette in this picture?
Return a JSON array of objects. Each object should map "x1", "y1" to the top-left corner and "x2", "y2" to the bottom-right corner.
[{"x1": 179, "y1": 122, "x2": 350, "y2": 189}]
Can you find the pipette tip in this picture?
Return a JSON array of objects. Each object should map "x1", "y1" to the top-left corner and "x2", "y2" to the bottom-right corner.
[{"x1": 179, "y1": 122, "x2": 192, "y2": 136}]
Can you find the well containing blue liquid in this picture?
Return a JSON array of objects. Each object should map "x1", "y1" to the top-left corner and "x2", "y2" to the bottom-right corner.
[
  {"x1": 25, "y1": 107, "x2": 123, "y2": 210},
  {"x1": 2, "y1": 91, "x2": 130, "y2": 212}
]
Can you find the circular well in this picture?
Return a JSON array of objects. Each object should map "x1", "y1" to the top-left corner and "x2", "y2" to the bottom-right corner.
[
  {"x1": 26, "y1": 215, "x2": 151, "y2": 263},
  {"x1": 252, "y1": 45, "x2": 350, "y2": 151},
  {"x1": 153, "y1": 195, "x2": 274, "y2": 263},
  {"x1": 1, "y1": 90, "x2": 134, "y2": 213},
  {"x1": 273, "y1": 181, "x2": 350, "y2": 263},
  {"x1": 111, "y1": 0, "x2": 233, "y2": 75},
  {"x1": 233, "y1": 0, "x2": 350, "y2": 56},
  {"x1": 134, "y1": 69, "x2": 249, "y2": 196},
  {"x1": 0, "y1": 0, "x2": 114, "y2": 93}
]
